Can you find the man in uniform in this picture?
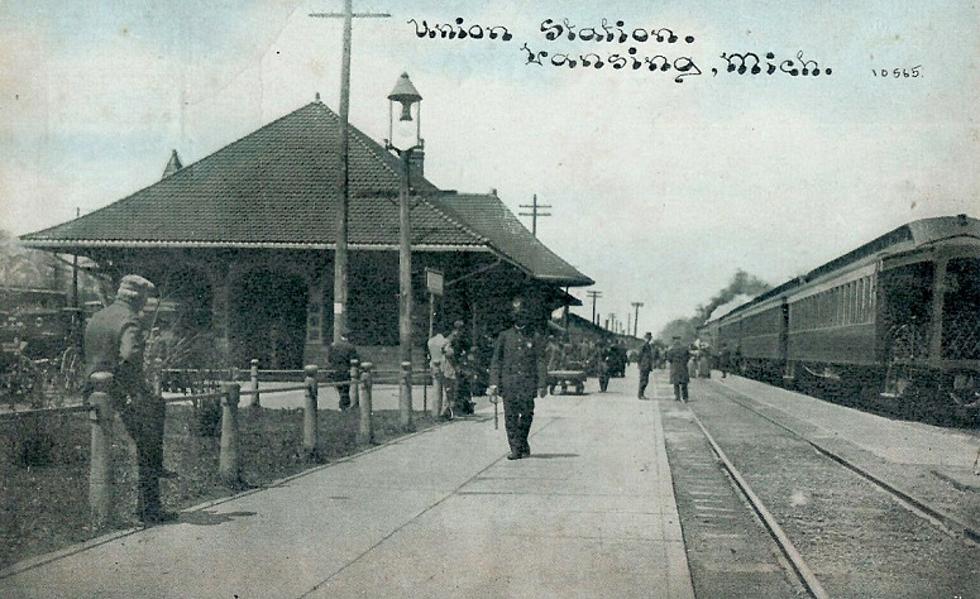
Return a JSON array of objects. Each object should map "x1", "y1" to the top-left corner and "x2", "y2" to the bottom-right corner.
[
  {"x1": 637, "y1": 332, "x2": 654, "y2": 399},
  {"x1": 666, "y1": 335, "x2": 691, "y2": 402},
  {"x1": 489, "y1": 297, "x2": 548, "y2": 460},
  {"x1": 84, "y1": 274, "x2": 175, "y2": 524},
  {"x1": 327, "y1": 330, "x2": 359, "y2": 410}
]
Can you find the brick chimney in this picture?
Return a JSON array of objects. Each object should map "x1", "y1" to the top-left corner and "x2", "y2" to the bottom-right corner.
[{"x1": 408, "y1": 149, "x2": 425, "y2": 179}]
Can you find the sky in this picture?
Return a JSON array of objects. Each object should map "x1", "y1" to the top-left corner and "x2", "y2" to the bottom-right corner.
[{"x1": 1, "y1": 0, "x2": 977, "y2": 336}]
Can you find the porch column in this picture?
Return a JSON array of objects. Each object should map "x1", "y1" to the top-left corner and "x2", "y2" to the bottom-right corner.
[
  {"x1": 304, "y1": 271, "x2": 329, "y2": 367},
  {"x1": 207, "y1": 262, "x2": 236, "y2": 365}
]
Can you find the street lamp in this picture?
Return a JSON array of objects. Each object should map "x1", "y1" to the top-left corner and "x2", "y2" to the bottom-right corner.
[{"x1": 385, "y1": 72, "x2": 423, "y2": 430}]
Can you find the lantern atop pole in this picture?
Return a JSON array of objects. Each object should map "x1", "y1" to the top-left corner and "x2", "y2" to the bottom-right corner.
[{"x1": 387, "y1": 73, "x2": 423, "y2": 149}]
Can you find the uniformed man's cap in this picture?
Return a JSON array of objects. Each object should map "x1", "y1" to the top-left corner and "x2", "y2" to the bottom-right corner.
[
  {"x1": 117, "y1": 274, "x2": 156, "y2": 300},
  {"x1": 671, "y1": 335, "x2": 681, "y2": 340}
]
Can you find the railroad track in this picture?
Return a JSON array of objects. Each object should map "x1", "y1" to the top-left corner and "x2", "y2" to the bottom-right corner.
[
  {"x1": 680, "y1": 382, "x2": 978, "y2": 599},
  {"x1": 686, "y1": 408, "x2": 831, "y2": 599},
  {"x1": 710, "y1": 382, "x2": 979, "y2": 546}
]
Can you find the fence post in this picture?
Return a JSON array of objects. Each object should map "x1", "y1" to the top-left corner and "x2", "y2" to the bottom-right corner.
[
  {"x1": 249, "y1": 359, "x2": 260, "y2": 408},
  {"x1": 357, "y1": 362, "x2": 373, "y2": 444},
  {"x1": 399, "y1": 361, "x2": 413, "y2": 430},
  {"x1": 219, "y1": 382, "x2": 241, "y2": 486},
  {"x1": 349, "y1": 359, "x2": 360, "y2": 409},
  {"x1": 88, "y1": 372, "x2": 115, "y2": 529},
  {"x1": 303, "y1": 365, "x2": 319, "y2": 461}
]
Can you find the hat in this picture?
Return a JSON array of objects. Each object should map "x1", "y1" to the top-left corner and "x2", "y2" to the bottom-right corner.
[
  {"x1": 453, "y1": 319, "x2": 465, "y2": 329},
  {"x1": 117, "y1": 274, "x2": 156, "y2": 301},
  {"x1": 671, "y1": 335, "x2": 681, "y2": 340}
]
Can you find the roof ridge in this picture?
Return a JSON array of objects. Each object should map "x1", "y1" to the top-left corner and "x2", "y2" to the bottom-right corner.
[{"x1": 24, "y1": 102, "x2": 328, "y2": 240}]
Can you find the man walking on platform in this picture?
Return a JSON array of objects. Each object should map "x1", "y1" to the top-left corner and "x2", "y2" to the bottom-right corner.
[
  {"x1": 84, "y1": 274, "x2": 175, "y2": 524},
  {"x1": 327, "y1": 330, "x2": 359, "y2": 410},
  {"x1": 489, "y1": 297, "x2": 548, "y2": 460},
  {"x1": 666, "y1": 335, "x2": 691, "y2": 402},
  {"x1": 637, "y1": 332, "x2": 654, "y2": 399}
]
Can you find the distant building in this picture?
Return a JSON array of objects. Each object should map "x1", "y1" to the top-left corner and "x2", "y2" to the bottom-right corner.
[{"x1": 20, "y1": 100, "x2": 592, "y2": 369}]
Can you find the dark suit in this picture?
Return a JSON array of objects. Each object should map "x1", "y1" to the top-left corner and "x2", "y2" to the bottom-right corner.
[
  {"x1": 327, "y1": 339, "x2": 359, "y2": 409},
  {"x1": 489, "y1": 326, "x2": 547, "y2": 454},
  {"x1": 637, "y1": 342, "x2": 654, "y2": 398},
  {"x1": 84, "y1": 300, "x2": 164, "y2": 520},
  {"x1": 666, "y1": 344, "x2": 691, "y2": 401}
]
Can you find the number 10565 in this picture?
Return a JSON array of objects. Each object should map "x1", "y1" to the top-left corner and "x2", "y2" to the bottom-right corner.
[{"x1": 873, "y1": 66, "x2": 921, "y2": 78}]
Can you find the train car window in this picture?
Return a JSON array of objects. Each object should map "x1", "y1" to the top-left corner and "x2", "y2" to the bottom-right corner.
[{"x1": 941, "y1": 257, "x2": 980, "y2": 360}]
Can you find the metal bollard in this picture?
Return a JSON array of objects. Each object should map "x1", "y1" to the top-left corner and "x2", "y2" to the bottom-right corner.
[
  {"x1": 357, "y1": 362, "x2": 373, "y2": 444},
  {"x1": 219, "y1": 382, "x2": 241, "y2": 486},
  {"x1": 250, "y1": 358, "x2": 260, "y2": 407},
  {"x1": 88, "y1": 372, "x2": 116, "y2": 529},
  {"x1": 349, "y1": 359, "x2": 360, "y2": 409},
  {"x1": 303, "y1": 365, "x2": 319, "y2": 460},
  {"x1": 399, "y1": 361, "x2": 413, "y2": 430}
]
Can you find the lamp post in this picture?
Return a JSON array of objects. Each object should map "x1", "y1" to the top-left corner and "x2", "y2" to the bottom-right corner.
[{"x1": 385, "y1": 73, "x2": 423, "y2": 430}]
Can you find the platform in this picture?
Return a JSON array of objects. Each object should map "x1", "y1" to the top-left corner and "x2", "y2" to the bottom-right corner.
[{"x1": 0, "y1": 374, "x2": 693, "y2": 599}]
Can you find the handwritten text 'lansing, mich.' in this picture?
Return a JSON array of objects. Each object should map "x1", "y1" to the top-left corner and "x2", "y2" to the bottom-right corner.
[{"x1": 407, "y1": 17, "x2": 833, "y2": 84}]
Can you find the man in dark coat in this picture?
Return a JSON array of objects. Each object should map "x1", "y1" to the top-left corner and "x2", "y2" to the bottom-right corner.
[
  {"x1": 84, "y1": 274, "x2": 174, "y2": 524},
  {"x1": 666, "y1": 336, "x2": 691, "y2": 402},
  {"x1": 327, "y1": 331, "x2": 359, "y2": 410},
  {"x1": 717, "y1": 342, "x2": 732, "y2": 379},
  {"x1": 489, "y1": 299, "x2": 548, "y2": 460},
  {"x1": 637, "y1": 332, "x2": 654, "y2": 399}
]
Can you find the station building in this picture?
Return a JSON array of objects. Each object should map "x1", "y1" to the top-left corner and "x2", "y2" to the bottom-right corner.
[{"x1": 20, "y1": 100, "x2": 593, "y2": 370}]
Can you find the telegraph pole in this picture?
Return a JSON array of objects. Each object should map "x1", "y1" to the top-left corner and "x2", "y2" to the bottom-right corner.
[
  {"x1": 631, "y1": 301, "x2": 644, "y2": 337},
  {"x1": 518, "y1": 194, "x2": 552, "y2": 237},
  {"x1": 310, "y1": 2, "x2": 390, "y2": 343},
  {"x1": 586, "y1": 290, "x2": 602, "y2": 325}
]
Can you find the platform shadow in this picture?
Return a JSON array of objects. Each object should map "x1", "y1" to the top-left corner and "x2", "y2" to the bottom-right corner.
[
  {"x1": 179, "y1": 510, "x2": 258, "y2": 526},
  {"x1": 525, "y1": 453, "x2": 579, "y2": 459}
]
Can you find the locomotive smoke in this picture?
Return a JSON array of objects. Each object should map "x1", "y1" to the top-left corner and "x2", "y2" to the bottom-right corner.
[
  {"x1": 657, "y1": 269, "x2": 772, "y2": 343},
  {"x1": 695, "y1": 269, "x2": 772, "y2": 326}
]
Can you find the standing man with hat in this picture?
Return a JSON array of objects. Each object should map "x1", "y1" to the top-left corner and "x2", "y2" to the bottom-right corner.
[
  {"x1": 327, "y1": 330, "x2": 359, "y2": 410},
  {"x1": 84, "y1": 274, "x2": 175, "y2": 524},
  {"x1": 666, "y1": 335, "x2": 691, "y2": 402},
  {"x1": 637, "y1": 332, "x2": 655, "y2": 399},
  {"x1": 489, "y1": 297, "x2": 548, "y2": 460}
]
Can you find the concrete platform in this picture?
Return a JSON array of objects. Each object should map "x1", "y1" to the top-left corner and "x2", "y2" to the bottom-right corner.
[{"x1": 0, "y1": 373, "x2": 693, "y2": 599}]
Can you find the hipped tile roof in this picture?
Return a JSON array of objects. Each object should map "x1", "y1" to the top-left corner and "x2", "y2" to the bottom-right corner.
[{"x1": 21, "y1": 101, "x2": 591, "y2": 286}]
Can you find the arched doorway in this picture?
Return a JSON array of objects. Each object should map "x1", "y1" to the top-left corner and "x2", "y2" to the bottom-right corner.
[{"x1": 231, "y1": 270, "x2": 308, "y2": 369}]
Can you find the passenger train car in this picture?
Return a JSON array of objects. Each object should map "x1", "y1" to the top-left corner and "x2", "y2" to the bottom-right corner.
[{"x1": 700, "y1": 215, "x2": 980, "y2": 423}]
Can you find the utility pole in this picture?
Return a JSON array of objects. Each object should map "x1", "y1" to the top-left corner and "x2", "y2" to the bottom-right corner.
[
  {"x1": 586, "y1": 290, "x2": 602, "y2": 325},
  {"x1": 631, "y1": 301, "x2": 644, "y2": 337},
  {"x1": 518, "y1": 194, "x2": 552, "y2": 237},
  {"x1": 310, "y1": 2, "x2": 391, "y2": 343}
]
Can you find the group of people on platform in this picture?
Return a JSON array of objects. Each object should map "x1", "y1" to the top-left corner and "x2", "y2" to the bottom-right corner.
[
  {"x1": 427, "y1": 320, "x2": 491, "y2": 420},
  {"x1": 635, "y1": 333, "x2": 734, "y2": 401}
]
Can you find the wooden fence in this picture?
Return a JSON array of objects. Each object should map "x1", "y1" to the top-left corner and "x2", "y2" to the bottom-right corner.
[{"x1": 2, "y1": 359, "x2": 438, "y2": 530}]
